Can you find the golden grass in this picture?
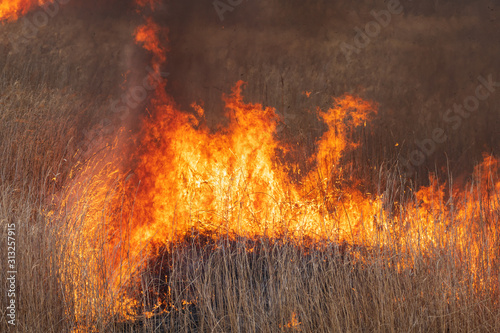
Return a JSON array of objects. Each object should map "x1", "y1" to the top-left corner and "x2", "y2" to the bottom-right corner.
[
  {"x1": 1, "y1": 85, "x2": 499, "y2": 331},
  {"x1": 1, "y1": 4, "x2": 500, "y2": 332}
]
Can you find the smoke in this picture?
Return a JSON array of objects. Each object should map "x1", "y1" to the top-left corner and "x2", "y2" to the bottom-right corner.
[
  {"x1": 1, "y1": 0, "x2": 498, "y2": 178},
  {"x1": 157, "y1": 0, "x2": 500, "y2": 177}
]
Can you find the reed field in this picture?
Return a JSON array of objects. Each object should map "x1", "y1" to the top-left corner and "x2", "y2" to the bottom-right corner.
[{"x1": 1, "y1": 1, "x2": 500, "y2": 332}]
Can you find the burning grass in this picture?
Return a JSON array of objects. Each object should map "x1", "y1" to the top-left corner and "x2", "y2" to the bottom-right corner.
[
  {"x1": 0, "y1": 0, "x2": 52, "y2": 22},
  {"x1": 1, "y1": 1, "x2": 500, "y2": 332},
  {"x1": 1, "y1": 87, "x2": 500, "y2": 332},
  {"x1": 125, "y1": 231, "x2": 499, "y2": 332},
  {"x1": 2, "y1": 80, "x2": 498, "y2": 331}
]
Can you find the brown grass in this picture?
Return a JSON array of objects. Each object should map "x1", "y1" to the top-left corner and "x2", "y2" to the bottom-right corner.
[
  {"x1": 1, "y1": 83, "x2": 499, "y2": 331},
  {"x1": 1, "y1": 2, "x2": 500, "y2": 332}
]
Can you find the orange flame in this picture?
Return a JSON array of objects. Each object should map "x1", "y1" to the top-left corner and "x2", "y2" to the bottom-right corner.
[
  {"x1": 134, "y1": 18, "x2": 167, "y2": 69},
  {"x1": 126, "y1": 20, "x2": 380, "y2": 247},
  {"x1": 0, "y1": 0, "x2": 52, "y2": 22},
  {"x1": 59, "y1": 12, "x2": 500, "y2": 328},
  {"x1": 127, "y1": 79, "x2": 379, "y2": 247}
]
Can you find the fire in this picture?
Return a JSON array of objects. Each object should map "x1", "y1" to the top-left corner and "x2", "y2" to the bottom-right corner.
[
  {"x1": 281, "y1": 312, "x2": 301, "y2": 330},
  {"x1": 134, "y1": 18, "x2": 167, "y2": 68},
  {"x1": 128, "y1": 20, "x2": 381, "y2": 246},
  {"x1": 49, "y1": 6, "x2": 500, "y2": 329},
  {"x1": 0, "y1": 0, "x2": 51, "y2": 21},
  {"x1": 53, "y1": 18, "x2": 384, "y2": 325},
  {"x1": 128, "y1": 83, "x2": 379, "y2": 246},
  {"x1": 3, "y1": 0, "x2": 497, "y2": 330}
]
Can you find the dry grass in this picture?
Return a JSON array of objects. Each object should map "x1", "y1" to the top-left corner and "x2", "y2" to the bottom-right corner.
[
  {"x1": 131, "y1": 233, "x2": 499, "y2": 333},
  {"x1": 1, "y1": 2, "x2": 500, "y2": 332},
  {"x1": 1, "y1": 88, "x2": 499, "y2": 331}
]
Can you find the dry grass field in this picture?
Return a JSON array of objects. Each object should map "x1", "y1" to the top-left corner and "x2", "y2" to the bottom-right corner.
[{"x1": 1, "y1": 0, "x2": 500, "y2": 332}]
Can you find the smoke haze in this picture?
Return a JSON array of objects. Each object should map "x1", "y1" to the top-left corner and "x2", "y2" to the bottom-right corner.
[{"x1": 1, "y1": 0, "x2": 499, "y2": 177}]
